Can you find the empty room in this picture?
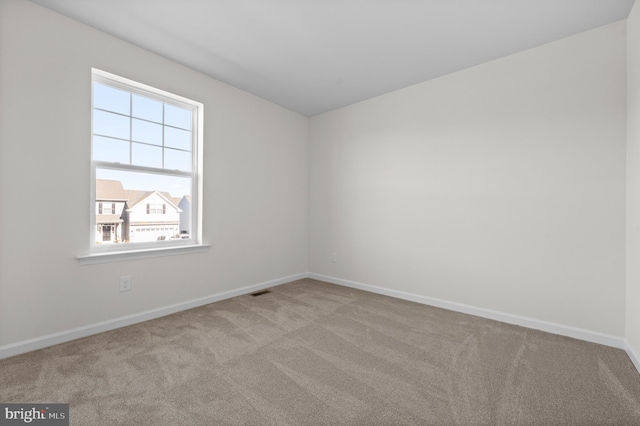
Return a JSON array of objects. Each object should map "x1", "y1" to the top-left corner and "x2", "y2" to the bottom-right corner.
[{"x1": 2, "y1": 0, "x2": 640, "y2": 424}]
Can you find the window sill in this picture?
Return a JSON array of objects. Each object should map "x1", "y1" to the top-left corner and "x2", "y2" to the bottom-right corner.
[{"x1": 77, "y1": 244, "x2": 210, "y2": 265}]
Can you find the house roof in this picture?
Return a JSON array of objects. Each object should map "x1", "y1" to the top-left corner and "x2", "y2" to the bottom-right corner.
[
  {"x1": 161, "y1": 192, "x2": 182, "y2": 207},
  {"x1": 124, "y1": 190, "x2": 153, "y2": 207},
  {"x1": 96, "y1": 215, "x2": 123, "y2": 224},
  {"x1": 127, "y1": 191, "x2": 181, "y2": 212},
  {"x1": 96, "y1": 179, "x2": 181, "y2": 211},
  {"x1": 96, "y1": 179, "x2": 128, "y2": 201}
]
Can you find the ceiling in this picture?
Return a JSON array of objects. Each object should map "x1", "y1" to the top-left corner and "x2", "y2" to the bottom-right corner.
[{"x1": 30, "y1": 0, "x2": 635, "y2": 116}]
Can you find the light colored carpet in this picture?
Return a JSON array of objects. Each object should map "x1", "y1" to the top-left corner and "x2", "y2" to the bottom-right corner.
[{"x1": 1, "y1": 278, "x2": 640, "y2": 425}]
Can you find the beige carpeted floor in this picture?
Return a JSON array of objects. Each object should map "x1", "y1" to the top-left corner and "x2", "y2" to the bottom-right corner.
[{"x1": 1, "y1": 278, "x2": 640, "y2": 425}]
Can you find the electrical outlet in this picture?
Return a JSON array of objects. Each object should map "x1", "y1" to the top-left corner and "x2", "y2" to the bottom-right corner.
[
  {"x1": 119, "y1": 276, "x2": 132, "y2": 292},
  {"x1": 331, "y1": 252, "x2": 337, "y2": 263}
]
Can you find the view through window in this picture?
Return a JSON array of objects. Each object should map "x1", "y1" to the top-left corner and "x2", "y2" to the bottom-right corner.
[{"x1": 91, "y1": 69, "x2": 201, "y2": 250}]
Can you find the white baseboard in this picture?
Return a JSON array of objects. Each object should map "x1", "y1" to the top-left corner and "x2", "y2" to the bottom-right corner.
[
  {"x1": 625, "y1": 340, "x2": 640, "y2": 374},
  {"x1": 308, "y1": 273, "x2": 626, "y2": 350},
  {"x1": 0, "y1": 272, "x2": 307, "y2": 360},
  {"x1": 3, "y1": 270, "x2": 636, "y2": 376}
]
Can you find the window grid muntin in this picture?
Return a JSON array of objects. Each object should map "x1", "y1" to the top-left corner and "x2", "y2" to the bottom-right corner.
[{"x1": 92, "y1": 78, "x2": 194, "y2": 173}]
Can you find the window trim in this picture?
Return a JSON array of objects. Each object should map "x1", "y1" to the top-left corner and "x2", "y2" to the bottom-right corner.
[
  {"x1": 77, "y1": 244, "x2": 210, "y2": 266},
  {"x1": 79, "y1": 68, "x2": 205, "y2": 263}
]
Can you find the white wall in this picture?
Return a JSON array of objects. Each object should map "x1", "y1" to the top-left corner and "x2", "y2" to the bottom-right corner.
[
  {"x1": 627, "y1": 1, "x2": 640, "y2": 360},
  {"x1": 0, "y1": 0, "x2": 308, "y2": 349},
  {"x1": 309, "y1": 22, "x2": 627, "y2": 336}
]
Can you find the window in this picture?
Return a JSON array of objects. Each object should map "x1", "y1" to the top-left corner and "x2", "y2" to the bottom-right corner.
[
  {"x1": 146, "y1": 203, "x2": 165, "y2": 214},
  {"x1": 89, "y1": 69, "x2": 203, "y2": 256},
  {"x1": 98, "y1": 202, "x2": 115, "y2": 215}
]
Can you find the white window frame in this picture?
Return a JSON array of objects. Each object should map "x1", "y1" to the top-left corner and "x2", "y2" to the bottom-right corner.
[{"x1": 78, "y1": 69, "x2": 206, "y2": 265}]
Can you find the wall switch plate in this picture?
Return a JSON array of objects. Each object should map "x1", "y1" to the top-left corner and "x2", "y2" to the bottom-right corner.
[
  {"x1": 331, "y1": 252, "x2": 337, "y2": 263},
  {"x1": 119, "y1": 276, "x2": 132, "y2": 292}
]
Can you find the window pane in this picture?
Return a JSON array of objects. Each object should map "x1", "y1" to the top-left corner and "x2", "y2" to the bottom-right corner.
[
  {"x1": 164, "y1": 127, "x2": 191, "y2": 151},
  {"x1": 165, "y1": 104, "x2": 192, "y2": 130},
  {"x1": 95, "y1": 168, "x2": 192, "y2": 244},
  {"x1": 132, "y1": 94, "x2": 162, "y2": 123},
  {"x1": 132, "y1": 142, "x2": 162, "y2": 168},
  {"x1": 93, "y1": 109, "x2": 130, "y2": 139},
  {"x1": 132, "y1": 119, "x2": 162, "y2": 146},
  {"x1": 93, "y1": 83, "x2": 130, "y2": 115},
  {"x1": 165, "y1": 148, "x2": 192, "y2": 172},
  {"x1": 93, "y1": 136, "x2": 130, "y2": 163}
]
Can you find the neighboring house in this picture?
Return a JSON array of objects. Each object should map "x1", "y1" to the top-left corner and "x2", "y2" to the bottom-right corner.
[
  {"x1": 95, "y1": 179, "x2": 185, "y2": 244},
  {"x1": 95, "y1": 180, "x2": 128, "y2": 243},
  {"x1": 127, "y1": 191, "x2": 182, "y2": 243}
]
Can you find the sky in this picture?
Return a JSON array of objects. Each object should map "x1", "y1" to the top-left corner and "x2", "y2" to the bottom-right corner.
[{"x1": 96, "y1": 168, "x2": 191, "y2": 198}]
